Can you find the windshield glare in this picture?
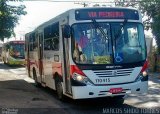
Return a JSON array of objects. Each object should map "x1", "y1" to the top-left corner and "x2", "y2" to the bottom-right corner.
[{"x1": 72, "y1": 22, "x2": 146, "y2": 65}]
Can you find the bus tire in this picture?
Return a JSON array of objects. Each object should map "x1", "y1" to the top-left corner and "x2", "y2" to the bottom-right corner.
[
  {"x1": 55, "y1": 79, "x2": 65, "y2": 101},
  {"x1": 33, "y1": 69, "x2": 41, "y2": 87}
]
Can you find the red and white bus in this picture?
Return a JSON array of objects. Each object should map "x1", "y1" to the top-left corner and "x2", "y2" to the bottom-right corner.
[{"x1": 25, "y1": 7, "x2": 148, "y2": 102}]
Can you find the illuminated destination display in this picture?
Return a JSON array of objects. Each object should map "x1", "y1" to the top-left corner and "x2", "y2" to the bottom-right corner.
[
  {"x1": 75, "y1": 8, "x2": 139, "y2": 20},
  {"x1": 88, "y1": 11, "x2": 124, "y2": 18}
]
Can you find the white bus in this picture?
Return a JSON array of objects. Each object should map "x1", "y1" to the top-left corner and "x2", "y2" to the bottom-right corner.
[{"x1": 25, "y1": 7, "x2": 148, "y2": 102}]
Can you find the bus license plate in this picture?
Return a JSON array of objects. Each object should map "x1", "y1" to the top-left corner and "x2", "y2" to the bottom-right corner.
[{"x1": 109, "y1": 88, "x2": 123, "y2": 94}]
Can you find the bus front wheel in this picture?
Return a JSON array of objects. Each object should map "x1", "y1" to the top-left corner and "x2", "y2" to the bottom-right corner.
[
  {"x1": 33, "y1": 69, "x2": 41, "y2": 87},
  {"x1": 55, "y1": 80, "x2": 65, "y2": 101}
]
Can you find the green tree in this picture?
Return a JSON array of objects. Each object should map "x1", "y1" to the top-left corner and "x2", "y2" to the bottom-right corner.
[
  {"x1": 114, "y1": 0, "x2": 139, "y2": 8},
  {"x1": 115, "y1": 0, "x2": 160, "y2": 53},
  {"x1": 0, "y1": 0, "x2": 27, "y2": 41},
  {"x1": 140, "y1": 0, "x2": 160, "y2": 53}
]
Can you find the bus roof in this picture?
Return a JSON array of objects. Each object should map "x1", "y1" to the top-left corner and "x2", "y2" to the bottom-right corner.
[{"x1": 30, "y1": 7, "x2": 141, "y2": 33}]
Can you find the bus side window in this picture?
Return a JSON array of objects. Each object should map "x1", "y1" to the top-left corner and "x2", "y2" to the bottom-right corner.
[
  {"x1": 44, "y1": 25, "x2": 51, "y2": 50},
  {"x1": 29, "y1": 44, "x2": 33, "y2": 51},
  {"x1": 51, "y1": 23, "x2": 59, "y2": 51},
  {"x1": 44, "y1": 39, "x2": 51, "y2": 50},
  {"x1": 29, "y1": 33, "x2": 35, "y2": 51},
  {"x1": 51, "y1": 38, "x2": 59, "y2": 51},
  {"x1": 44, "y1": 22, "x2": 59, "y2": 51},
  {"x1": 33, "y1": 33, "x2": 38, "y2": 51}
]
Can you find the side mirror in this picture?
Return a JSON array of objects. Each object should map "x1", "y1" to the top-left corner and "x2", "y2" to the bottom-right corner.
[{"x1": 63, "y1": 25, "x2": 71, "y2": 38}]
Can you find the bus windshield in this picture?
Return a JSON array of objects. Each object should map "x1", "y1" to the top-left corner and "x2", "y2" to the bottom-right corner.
[
  {"x1": 72, "y1": 22, "x2": 146, "y2": 64},
  {"x1": 10, "y1": 43, "x2": 25, "y2": 59}
]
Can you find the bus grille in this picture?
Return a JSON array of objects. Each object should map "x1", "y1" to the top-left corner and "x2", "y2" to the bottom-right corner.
[{"x1": 93, "y1": 68, "x2": 134, "y2": 77}]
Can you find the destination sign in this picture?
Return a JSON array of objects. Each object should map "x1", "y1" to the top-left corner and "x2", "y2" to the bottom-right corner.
[{"x1": 75, "y1": 8, "x2": 139, "y2": 20}]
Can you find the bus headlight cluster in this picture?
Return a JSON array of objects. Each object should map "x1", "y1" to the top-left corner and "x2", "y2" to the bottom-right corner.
[
  {"x1": 142, "y1": 71, "x2": 148, "y2": 77},
  {"x1": 73, "y1": 73, "x2": 90, "y2": 85},
  {"x1": 135, "y1": 70, "x2": 148, "y2": 82},
  {"x1": 73, "y1": 73, "x2": 88, "y2": 83},
  {"x1": 76, "y1": 75, "x2": 84, "y2": 81}
]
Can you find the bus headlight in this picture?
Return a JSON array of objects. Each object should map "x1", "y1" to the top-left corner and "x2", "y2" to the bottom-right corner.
[
  {"x1": 76, "y1": 75, "x2": 84, "y2": 81},
  {"x1": 135, "y1": 61, "x2": 149, "y2": 82},
  {"x1": 73, "y1": 73, "x2": 88, "y2": 83},
  {"x1": 70, "y1": 65, "x2": 93, "y2": 85},
  {"x1": 142, "y1": 71, "x2": 148, "y2": 77},
  {"x1": 72, "y1": 73, "x2": 94, "y2": 86},
  {"x1": 135, "y1": 70, "x2": 148, "y2": 82}
]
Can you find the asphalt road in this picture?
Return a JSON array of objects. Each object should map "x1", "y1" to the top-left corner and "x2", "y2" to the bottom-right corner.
[{"x1": 0, "y1": 62, "x2": 159, "y2": 114}]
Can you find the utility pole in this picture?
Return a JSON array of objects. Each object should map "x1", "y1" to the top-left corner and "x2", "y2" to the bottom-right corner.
[
  {"x1": 114, "y1": 0, "x2": 125, "y2": 6},
  {"x1": 74, "y1": 2, "x2": 89, "y2": 7},
  {"x1": 82, "y1": 2, "x2": 88, "y2": 7}
]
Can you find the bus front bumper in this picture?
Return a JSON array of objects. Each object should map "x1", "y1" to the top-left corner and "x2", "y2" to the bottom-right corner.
[
  {"x1": 72, "y1": 81, "x2": 148, "y2": 99},
  {"x1": 8, "y1": 59, "x2": 25, "y2": 65}
]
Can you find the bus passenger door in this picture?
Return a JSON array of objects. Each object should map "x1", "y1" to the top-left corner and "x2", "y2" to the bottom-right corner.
[
  {"x1": 25, "y1": 36, "x2": 30, "y2": 77},
  {"x1": 61, "y1": 22, "x2": 72, "y2": 95},
  {"x1": 38, "y1": 33, "x2": 44, "y2": 83}
]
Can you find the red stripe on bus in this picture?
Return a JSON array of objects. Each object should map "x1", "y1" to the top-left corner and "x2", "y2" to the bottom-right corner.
[
  {"x1": 52, "y1": 62, "x2": 62, "y2": 76},
  {"x1": 29, "y1": 60, "x2": 38, "y2": 68}
]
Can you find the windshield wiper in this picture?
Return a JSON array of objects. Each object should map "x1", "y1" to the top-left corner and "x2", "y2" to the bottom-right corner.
[
  {"x1": 92, "y1": 19, "x2": 108, "y2": 38},
  {"x1": 91, "y1": 19, "x2": 109, "y2": 52},
  {"x1": 114, "y1": 19, "x2": 128, "y2": 49}
]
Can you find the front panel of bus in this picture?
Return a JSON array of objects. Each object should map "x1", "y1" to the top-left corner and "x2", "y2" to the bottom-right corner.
[
  {"x1": 69, "y1": 8, "x2": 148, "y2": 99},
  {"x1": 8, "y1": 41, "x2": 25, "y2": 65}
]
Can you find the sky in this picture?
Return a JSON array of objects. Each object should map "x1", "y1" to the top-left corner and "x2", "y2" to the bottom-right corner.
[
  {"x1": 12, "y1": 1, "x2": 83, "y2": 41},
  {"x1": 3, "y1": 0, "x2": 154, "y2": 45},
  {"x1": 7, "y1": 0, "x2": 113, "y2": 42}
]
